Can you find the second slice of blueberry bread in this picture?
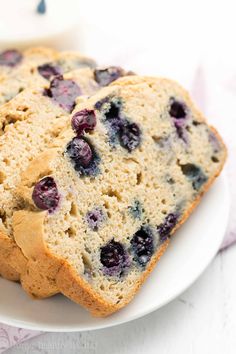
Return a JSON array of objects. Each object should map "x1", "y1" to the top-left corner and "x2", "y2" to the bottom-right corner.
[
  {"x1": 0, "y1": 68, "x2": 99, "y2": 284},
  {"x1": 0, "y1": 47, "x2": 96, "y2": 105},
  {"x1": 13, "y1": 76, "x2": 226, "y2": 316}
]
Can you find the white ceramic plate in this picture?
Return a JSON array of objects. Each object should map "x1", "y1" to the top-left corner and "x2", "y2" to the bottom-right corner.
[{"x1": 0, "y1": 174, "x2": 229, "y2": 332}]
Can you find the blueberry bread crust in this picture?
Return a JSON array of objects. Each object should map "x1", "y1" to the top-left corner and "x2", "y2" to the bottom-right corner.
[
  {"x1": 0, "y1": 67, "x2": 100, "y2": 284},
  {"x1": 13, "y1": 77, "x2": 226, "y2": 316}
]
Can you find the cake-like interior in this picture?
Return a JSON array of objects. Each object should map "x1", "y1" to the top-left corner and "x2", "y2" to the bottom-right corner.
[{"x1": 15, "y1": 77, "x2": 226, "y2": 313}]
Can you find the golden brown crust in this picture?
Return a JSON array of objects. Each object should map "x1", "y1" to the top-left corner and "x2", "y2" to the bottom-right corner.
[{"x1": 56, "y1": 240, "x2": 169, "y2": 316}]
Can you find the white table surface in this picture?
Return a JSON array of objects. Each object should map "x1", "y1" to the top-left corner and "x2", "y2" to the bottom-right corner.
[
  {"x1": 3, "y1": 0, "x2": 236, "y2": 352},
  {"x1": 6, "y1": 245, "x2": 236, "y2": 354}
]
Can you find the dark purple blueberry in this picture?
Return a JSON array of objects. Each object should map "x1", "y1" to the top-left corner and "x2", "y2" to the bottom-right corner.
[
  {"x1": 119, "y1": 121, "x2": 141, "y2": 152},
  {"x1": 32, "y1": 176, "x2": 60, "y2": 212},
  {"x1": 180, "y1": 163, "x2": 207, "y2": 190},
  {"x1": 174, "y1": 119, "x2": 188, "y2": 143},
  {"x1": 0, "y1": 49, "x2": 22, "y2": 67},
  {"x1": 157, "y1": 213, "x2": 179, "y2": 242},
  {"x1": 66, "y1": 137, "x2": 92, "y2": 168},
  {"x1": 129, "y1": 200, "x2": 143, "y2": 220},
  {"x1": 131, "y1": 227, "x2": 154, "y2": 267},
  {"x1": 66, "y1": 137, "x2": 100, "y2": 177},
  {"x1": 169, "y1": 99, "x2": 188, "y2": 142},
  {"x1": 169, "y1": 99, "x2": 187, "y2": 119},
  {"x1": 37, "y1": 0, "x2": 46, "y2": 14},
  {"x1": 94, "y1": 66, "x2": 125, "y2": 86},
  {"x1": 86, "y1": 207, "x2": 105, "y2": 231},
  {"x1": 71, "y1": 109, "x2": 96, "y2": 136},
  {"x1": 44, "y1": 76, "x2": 81, "y2": 112},
  {"x1": 100, "y1": 240, "x2": 130, "y2": 276},
  {"x1": 38, "y1": 63, "x2": 62, "y2": 80}
]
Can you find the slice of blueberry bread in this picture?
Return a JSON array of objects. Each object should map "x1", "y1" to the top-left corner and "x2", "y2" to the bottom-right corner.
[
  {"x1": 13, "y1": 77, "x2": 226, "y2": 316},
  {"x1": 0, "y1": 68, "x2": 100, "y2": 284},
  {"x1": 0, "y1": 47, "x2": 97, "y2": 105}
]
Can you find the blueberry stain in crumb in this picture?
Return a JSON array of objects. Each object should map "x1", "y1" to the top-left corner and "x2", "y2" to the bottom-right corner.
[
  {"x1": 86, "y1": 207, "x2": 105, "y2": 231},
  {"x1": 181, "y1": 163, "x2": 207, "y2": 190},
  {"x1": 0, "y1": 50, "x2": 22, "y2": 67},
  {"x1": 129, "y1": 200, "x2": 143, "y2": 220},
  {"x1": 32, "y1": 176, "x2": 60, "y2": 212}
]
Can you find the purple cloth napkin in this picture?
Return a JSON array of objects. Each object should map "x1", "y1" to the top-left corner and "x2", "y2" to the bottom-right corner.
[{"x1": 0, "y1": 64, "x2": 234, "y2": 353}]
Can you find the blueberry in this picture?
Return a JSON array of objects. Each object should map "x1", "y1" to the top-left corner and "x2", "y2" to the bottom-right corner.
[
  {"x1": 66, "y1": 137, "x2": 100, "y2": 177},
  {"x1": 181, "y1": 163, "x2": 207, "y2": 190},
  {"x1": 131, "y1": 226, "x2": 154, "y2": 267},
  {"x1": 32, "y1": 176, "x2": 60, "y2": 212},
  {"x1": 66, "y1": 137, "x2": 92, "y2": 167},
  {"x1": 86, "y1": 207, "x2": 105, "y2": 231},
  {"x1": 169, "y1": 99, "x2": 187, "y2": 119},
  {"x1": 169, "y1": 99, "x2": 188, "y2": 142},
  {"x1": 129, "y1": 200, "x2": 143, "y2": 220},
  {"x1": 0, "y1": 49, "x2": 22, "y2": 67},
  {"x1": 44, "y1": 76, "x2": 81, "y2": 112},
  {"x1": 71, "y1": 109, "x2": 96, "y2": 136},
  {"x1": 157, "y1": 213, "x2": 179, "y2": 242},
  {"x1": 119, "y1": 120, "x2": 141, "y2": 152},
  {"x1": 174, "y1": 119, "x2": 188, "y2": 143},
  {"x1": 100, "y1": 240, "x2": 130, "y2": 276},
  {"x1": 94, "y1": 66, "x2": 125, "y2": 86},
  {"x1": 38, "y1": 63, "x2": 62, "y2": 80}
]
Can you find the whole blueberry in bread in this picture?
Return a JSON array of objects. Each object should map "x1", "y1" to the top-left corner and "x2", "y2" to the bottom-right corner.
[{"x1": 13, "y1": 76, "x2": 226, "y2": 316}]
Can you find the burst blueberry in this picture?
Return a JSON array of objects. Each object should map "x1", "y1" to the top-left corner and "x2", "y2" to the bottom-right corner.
[
  {"x1": 71, "y1": 109, "x2": 96, "y2": 136},
  {"x1": 0, "y1": 49, "x2": 22, "y2": 67},
  {"x1": 94, "y1": 66, "x2": 125, "y2": 86},
  {"x1": 32, "y1": 176, "x2": 60, "y2": 212},
  {"x1": 38, "y1": 63, "x2": 62, "y2": 80},
  {"x1": 119, "y1": 121, "x2": 141, "y2": 152},
  {"x1": 131, "y1": 227, "x2": 154, "y2": 267},
  {"x1": 66, "y1": 137, "x2": 93, "y2": 168},
  {"x1": 44, "y1": 76, "x2": 81, "y2": 112},
  {"x1": 157, "y1": 213, "x2": 179, "y2": 242},
  {"x1": 100, "y1": 240, "x2": 130, "y2": 276}
]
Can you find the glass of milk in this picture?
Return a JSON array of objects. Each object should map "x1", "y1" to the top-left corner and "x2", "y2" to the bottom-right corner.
[{"x1": 0, "y1": 0, "x2": 80, "y2": 50}]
